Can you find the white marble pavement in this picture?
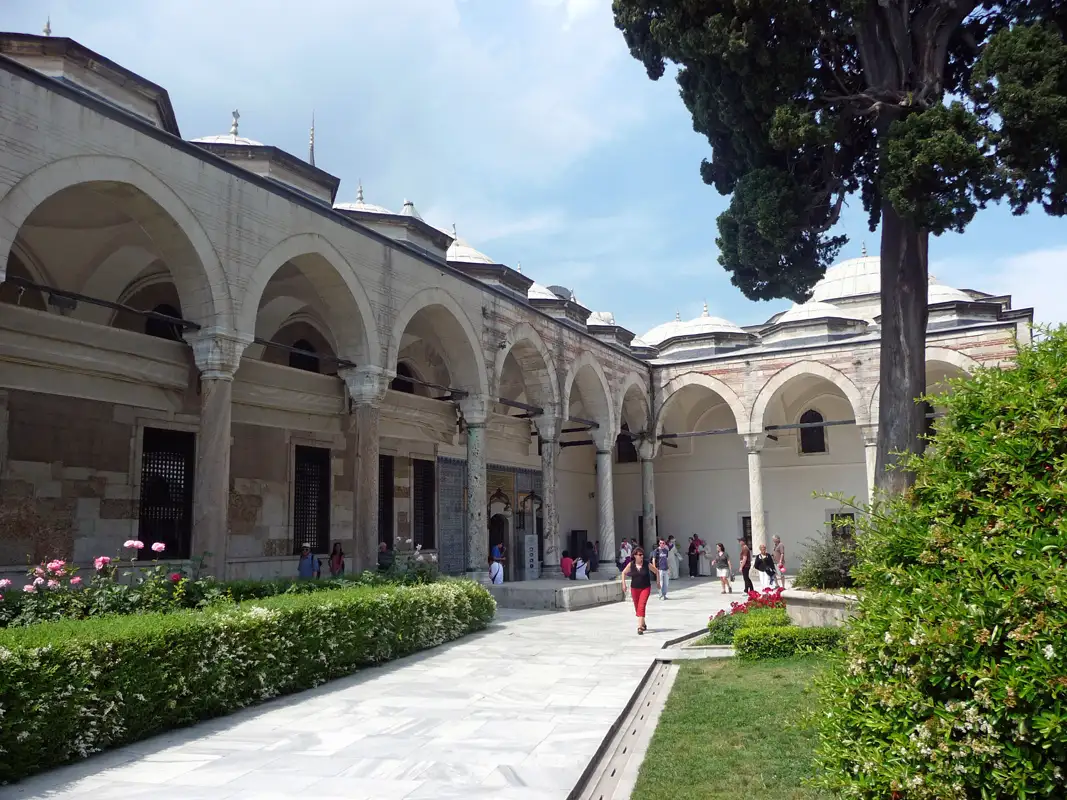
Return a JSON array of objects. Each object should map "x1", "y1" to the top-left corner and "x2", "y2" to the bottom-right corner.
[{"x1": 2, "y1": 577, "x2": 743, "y2": 800}]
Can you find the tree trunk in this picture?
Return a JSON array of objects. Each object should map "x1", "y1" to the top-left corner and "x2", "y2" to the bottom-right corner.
[{"x1": 875, "y1": 202, "x2": 929, "y2": 495}]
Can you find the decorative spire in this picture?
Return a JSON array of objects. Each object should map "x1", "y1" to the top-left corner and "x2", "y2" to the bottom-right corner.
[
  {"x1": 675, "y1": 310, "x2": 681, "y2": 321},
  {"x1": 356, "y1": 180, "x2": 364, "y2": 203},
  {"x1": 452, "y1": 223, "x2": 458, "y2": 239},
  {"x1": 702, "y1": 299, "x2": 709, "y2": 317},
  {"x1": 861, "y1": 240, "x2": 868, "y2": 257},
  {"x1": 43, "y1": 16, "x2": 52, "y2": 36},
  {"x1": 516, "y1": 261, "x2": 522, "y2": 274},
  {"x1": 230, "y1": 109, "x2": 240, "y2": 139},
  {"x1": 308, "y1": 111, "x2": 315, "y2": 166}
]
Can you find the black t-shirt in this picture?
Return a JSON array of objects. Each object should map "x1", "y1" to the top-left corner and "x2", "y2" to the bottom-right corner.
[
  {"x1": 754, "y1": 553, "x2": 776, "y2": 575},
  {"x1": 629, "y1": 560, "x2": 652, "y2": 590}
]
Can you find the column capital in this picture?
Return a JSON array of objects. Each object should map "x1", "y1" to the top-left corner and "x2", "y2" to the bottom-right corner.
[
  {"x1": 637, "y1": 437, "x2": 656, "y2": 461},
  {"x1": 533, "y1": 414, "x2": 562, "y2": 441},
  {"x1": 742, "y1": 432, "x2": 765, "y2": 454},
  {"x1": 340, "y1": 365, "x2": 391, "y2": 407},
  {"x1": 859, "y1": 423, "x2": 879, "y2": 447},
  {"x1": 458, "y1": 394, "x2": 491, "y2": 427},
  {"x1": 185, "y1": 328, "x2": 252, "y2": 381}
]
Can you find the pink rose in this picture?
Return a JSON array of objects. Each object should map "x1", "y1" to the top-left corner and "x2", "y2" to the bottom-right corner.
[
  {"x1": 123, "y1": 540, "x2": 144, "y2": 550},
  {"x1": 23, "y1": 584, "x2": 36, "y2": 593},
  {"x1": 34, "y1": 567, "x2": 45, "y2": 578},
  {"x1": 32, "y1": 576, "x2": 44, "y2": 587},
  {"x1": 94, "y1": 556, "x2": 111, "y2": 570},
  {"x1": 46, "y1": 559, "x2": 66, "y2": 574},
  {"x1": 0, "y1": 579, "x2": 11, "y2": 589},
  {"x1": 70, "y1": 576, "x2": 82, "y2": 586},
  {"x1": 47, "y1": 579, "x2": 60, "y2": 590},
  {"x1": 151, "y1": 542, "x2": 166, "y2": 553},
  {"x1": 169, "y1": 572, "x2": 182, "y2": 583},
  {"x1": 0, "y1": 593, "x2": 3, "y2": 601}
]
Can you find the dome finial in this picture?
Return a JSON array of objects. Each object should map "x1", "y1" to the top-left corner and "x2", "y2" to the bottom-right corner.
[
  {"x1": 702, "y1": 299, "x2": 709, "y2": 317},
  {"x1": 516, "y1": 261, "x2": 522, "y2": 274},
  {"x1": 230, "y1": 109, "x2": 240, "y2": 139},
  {"x1": 43, "y1": 15, "x2": 52, "y2": 36},
  {"x1": 308, "y1": 111, "x2": 315, "y2": 166},
  {"x1": 356, "y1": 180, "x2": 364, "y2": 203},
  {"x1": 861, "y1": 240, "x2": 868, "y2": 257},
  {"x1": 675, "y1": 310, "x2": 681, "y2": 321},
  {"x1": 452, "y1": 223, "x2": 458, "y2": 238}
]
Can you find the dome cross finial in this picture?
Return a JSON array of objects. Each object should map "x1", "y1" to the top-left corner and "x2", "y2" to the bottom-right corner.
[{"x1": 230, "y1": 109, "x2": 240, "y2": 138}]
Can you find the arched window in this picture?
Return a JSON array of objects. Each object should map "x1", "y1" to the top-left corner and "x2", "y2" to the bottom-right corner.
[
  {"x1": 799, "y1": 409, "x2": 827, "y2": 454},
  {"x1": 616, "y1": 422, "x2": 639, "y2": 463},
  {"x1": 288, "y1": 339, "x2": 319, "y2": 373},
  {"x1": 144, "y1": 304, "x2": 184, "y2": 342},
  {"x1": 391, "y1": 362, "x2": 417, "y2": 394}
]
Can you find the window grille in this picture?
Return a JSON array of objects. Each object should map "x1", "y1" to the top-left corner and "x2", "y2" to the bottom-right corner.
[
  {"x1": 741, "y1": 515, "x2": 753, "y2": 547},
  {"x1": 144, "y1": 304, "x2": 184, "y2": 342},
  {"x1": 288, "y1": 339, "x2": 320, "y2": 373},
  {"x1": 830, "y1": 512, "x2": 857, "y2": 541},
  {"x1": 799, "y1": 409, "x2": 827, "y2": 453},
  {"x1": 412, "y1": 458, "x2": 436, "y2": 549},
  {"x1": 138, "y1": 427, "x2": 195, "y2": 558},
  {"x1": 293, "y1": 446, "x2": 331, "y2": 554},
  {"x1": 616, "y1": 423, "x2": 639, "y2": 463},
  {"x1": 378, "y1": 454, "x2": 395, "y2": 547}
]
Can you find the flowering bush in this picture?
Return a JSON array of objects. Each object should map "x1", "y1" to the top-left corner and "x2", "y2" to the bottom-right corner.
[
  {"x1": 813, "y1": 327, "x2": 1067, "y2": 799},
  {"x1": 735, "y1": 625, "x2": 842, "y2": 661},
  {"x1": 0, "y1": 580, "x2": 495, "y2": 783},
  {"x1": 705, "y1": 605, "x2": 791, "y2": 644}
]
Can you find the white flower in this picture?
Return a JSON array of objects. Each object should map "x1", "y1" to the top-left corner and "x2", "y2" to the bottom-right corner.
[
  {"x1": 1044, "y1": 644, "x2": 1055, "y2": 660},
  {"x1": 884, "y1": 632, "x2": 894, "y2": 644}
]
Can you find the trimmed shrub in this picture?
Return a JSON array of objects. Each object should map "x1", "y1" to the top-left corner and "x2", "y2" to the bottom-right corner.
[
  {"x1": 793, "y1": 532, "x2": 857, "y2": 590},
  {"x1": 0, "y1": 580, "x2": 494, "y2": 783},
  {"x1": 813, "y1": 326, "x2": 1067, "y2": 799},
  {"x1": 734, "y1": 626, "x2": 842, "y2": 661},
  {"x1": 705, "y1": 606, "x2": 791, "y2": 644}
]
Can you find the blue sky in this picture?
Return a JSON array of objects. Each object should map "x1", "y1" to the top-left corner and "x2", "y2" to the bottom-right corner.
[{"x1": 7, "y1": 0, "x2": 1065, "y2": 335}]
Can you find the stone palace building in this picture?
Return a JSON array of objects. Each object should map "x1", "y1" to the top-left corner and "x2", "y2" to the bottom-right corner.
[{"x1": 0, "y1": 31, "x2": 1033, "y2": 581}]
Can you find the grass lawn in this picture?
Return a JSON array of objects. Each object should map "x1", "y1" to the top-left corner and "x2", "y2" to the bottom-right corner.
[{"x1": 631, "y1": 656, "x2": 828, "y2": 800}]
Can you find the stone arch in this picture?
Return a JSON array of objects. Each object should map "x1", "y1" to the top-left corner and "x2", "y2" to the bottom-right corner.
[
  {"x1": 654, "y1": 371, "x2": 749, "y2": 439},
  {"x1": 751, "y1": 360, "x2": 867, "y2": 433},
  {"x1": 869, "y1": 348, "x2": 981, "y2": 420},
  {"x1": 562, "y1": 351, "x2": 616, "y2": 444},
  {"x1": 387, "y1": 287, "x2": 489, "y2": 397},
  {"x1": 494, "y1": 322, "x2": 560, "y2": 414},
  {"x1": 0, "y1": 155, "x2": 232, "y2": 327},
  {"x1": 615, "y1": 371, "x2": 651, "y2": 433},
  {"x1": 240, "y1": 233, "x2": 379, "y2": 367}
]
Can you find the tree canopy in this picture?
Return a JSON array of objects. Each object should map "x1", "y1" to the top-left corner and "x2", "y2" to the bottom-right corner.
[{"x1": 614, "y1": 0, "x2": 1067, "y2": 491}]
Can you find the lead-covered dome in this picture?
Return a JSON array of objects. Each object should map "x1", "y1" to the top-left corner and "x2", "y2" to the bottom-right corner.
[
  {"x1": 641, "y1": 303, "x2": 745, "y2": 346},
  {"x1": 189, "y1": 110, "x2": 263, "y2": 146},
  {"x1": 333, "y1": 183, "x2": 393, "y2": 214},
  {"x1": 776, "y1": 299, "x2": 865, "y2": 324},
  {"x1": 446, "y1": 224, "x2": 495, "y2": 264},
  {"x1": 812, "y1": 253, "x2": 971, "y2": 304}
]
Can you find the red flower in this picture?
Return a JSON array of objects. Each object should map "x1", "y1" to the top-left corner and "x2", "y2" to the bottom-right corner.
[{"x1": 169, "y1": 572, "x2": 182, "y2": 583}]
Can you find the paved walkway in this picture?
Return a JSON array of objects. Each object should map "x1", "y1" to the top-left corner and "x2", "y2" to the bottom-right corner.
[{"x1": 4, "y1": 576, "x2": 745, "y2": 800}]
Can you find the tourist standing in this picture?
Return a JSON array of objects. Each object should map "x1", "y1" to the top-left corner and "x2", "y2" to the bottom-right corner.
[
  {"x1": 328, "y1": 543, "x2": 345, "y2": 577},
  {"x1": 713, "y1": 542, "x2": 733, "y2": 594},
  {"x1": 620, "y1": 546, "x2": 659, "y2": 635},
  {"x1": 737, "y1": 537, "x2": 754, "y2": 593},
  {"x1": 754, "y1": 543, "x2": 778, "y2": 590},
  {"x1": 772, "y1": 535, "x2": 787, "y2": 589},
  {"x1": 619, "y1": 539, "x2": 632, "y2": 572},
  {"x1": 489, "y1": 556, "x2": 504, "y2": 584},
  {"x1": 298, "y1": 543, "x2": 319, "y2": 579},
  {"x1": 561, "y1": 550, "x2": 574, "y2": 579},
  {"x1": 687, "y1": 536, "x2": 699, "y2": 577},
  {"x1": 698, "y1": 537, "x2": 712, "y2": 576},
  {"x1": 652, "y1": 538, "x2": 671, "y2": 599},
  {"x1": 667, "y1": 535, "x2": 681, "y2": 580}
]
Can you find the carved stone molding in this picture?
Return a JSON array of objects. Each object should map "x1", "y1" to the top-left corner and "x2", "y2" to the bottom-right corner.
[{"x1": 184, "y1": 328, "x2": 252, "y2": 381}]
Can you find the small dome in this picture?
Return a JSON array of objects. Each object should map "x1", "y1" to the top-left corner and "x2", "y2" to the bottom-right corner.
[
  {"x1": 588, "y1": 311, "x2": 615, "y2": 326},
  {"x1": 928, "y1": 283, "x2": 973, "y2": 304},
  {"x1": 334, "y1": 182, "x2": 393, "y2": 215},
  {"x1": 528, "y1": 282, "x2": 558, "y2": 301},
  {"x1": 810, "y1": 256, "x2": 882, "y2": 301},
  {"x1": 190, "y1": 110, "x2": 263, "y2": 147},
  {"x1": 641, "y1": 302, "x2": 744, "y2": 345},
  {"x1": 777, "y1": 300, "x2": 864, "y2": 324},
  {"x1": 446, "y1": 224, "x2": 495, "y2": 264}
]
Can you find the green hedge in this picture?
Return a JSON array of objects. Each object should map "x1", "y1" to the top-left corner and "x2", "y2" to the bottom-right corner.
[
  {"x1": 734, "y1": 626, "x2": 843, "y2": 661},
  {"x1": 705, "y1": 607, "x2": 791, "y2": 644},
  {"x1": 0, "y1": 580, "x2": 494, "y2": 783}
]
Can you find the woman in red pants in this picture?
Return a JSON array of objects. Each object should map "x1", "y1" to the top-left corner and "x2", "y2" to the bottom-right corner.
[{"x1": 620, "y1": 547, "x2": 659, "y2": 634}]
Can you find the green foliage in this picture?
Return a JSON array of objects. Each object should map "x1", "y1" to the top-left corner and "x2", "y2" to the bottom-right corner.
[
  {"x1": 0, "y1": 580, "x2": 495, "y2": 784},
  {"x1": 705, "y1": 605, "x2": 791, "y2": 644},
  {"x1": 734, "y1": 626, "x2": 843, "y2": 661},
  {"x1": 812, "y1": 326, "x2": 1067, "y2": 798},
  {"x1": 794, "y1": 534, "x2": 857, "y2": 591}
]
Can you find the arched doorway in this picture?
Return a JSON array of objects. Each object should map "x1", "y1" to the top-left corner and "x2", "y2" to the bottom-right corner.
[{"x1": 489, "y1": 513, "x2": 510, "y2": 579}]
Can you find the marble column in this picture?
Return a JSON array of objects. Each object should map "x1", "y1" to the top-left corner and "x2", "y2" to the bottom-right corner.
[
  {"x1": 595, "y1": 448, "x2": 619, "y2": 578},
  {"x1": 535, "y1": 416, "x2": 561, "y2": 569},
  {"x1": 186, "y1": 330, "x2": 250, "y2": 579},
  {"x1": 637, "y1": 439, "x2": 657, "y2": 547},
  {"x1": 742, "y1": 433, "x2": 768, "y2": 555},
  {"x1": 341, "y1": 367, "x2": 389, "y2": 574},
  {"x1": 860, "y1": 424, "x2": 879, "y2": 502},
  {"x1": 460, "y1": 396, "x2": 490, "y2": 581}
]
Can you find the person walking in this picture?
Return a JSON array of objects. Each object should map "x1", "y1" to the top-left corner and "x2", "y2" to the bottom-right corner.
[
  {"x1": 687, "y1": 536, "x2": 699, "y2": 578},
  {"x1": 297, "y1": 543, "x2": 320, "y2": 579},
  {"x1": 489, "y1": 555, "x2": 504, "y2": 584},
  {"x1": 737, "y1": 537, "x2": 754, "y2": 593},
  {"x1": 620, "y1": 546, "x2": 659, "y2": 635},
  {"x1": 754, "y1": 543, "x2": 778, "y2": 590},
  {"x1": 667, "y1": 535, "x2": 681, "y2": 580},
  {"x1": 713, "y1": 542, "x2": 733, "y2": 594},
  {"x1": 328, "y1": 543, "x2": 345, "y2": 577},
  {"x1": 772, "y1": 535, "x2": 787, "y2": 589},
  {"x1": 652, "y1": 538, "x2": 671, "y2": 599}
]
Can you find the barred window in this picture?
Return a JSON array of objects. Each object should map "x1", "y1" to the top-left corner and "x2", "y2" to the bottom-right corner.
[
  {"x1": 799, "y1": 409, "x2": 827, "y2": 454},
  {"x1": 378, "y1": 454, "x2": 394, "y2": 548},
  {"x1": 293, "y1": 446, "x2": 330, "y2": 554},
  {"x1": 412, "y1": 459, "x2": 436, "y2": 549},
  {"x1": 138, "y1": 427, "x2": 195, "y2": 558}
]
